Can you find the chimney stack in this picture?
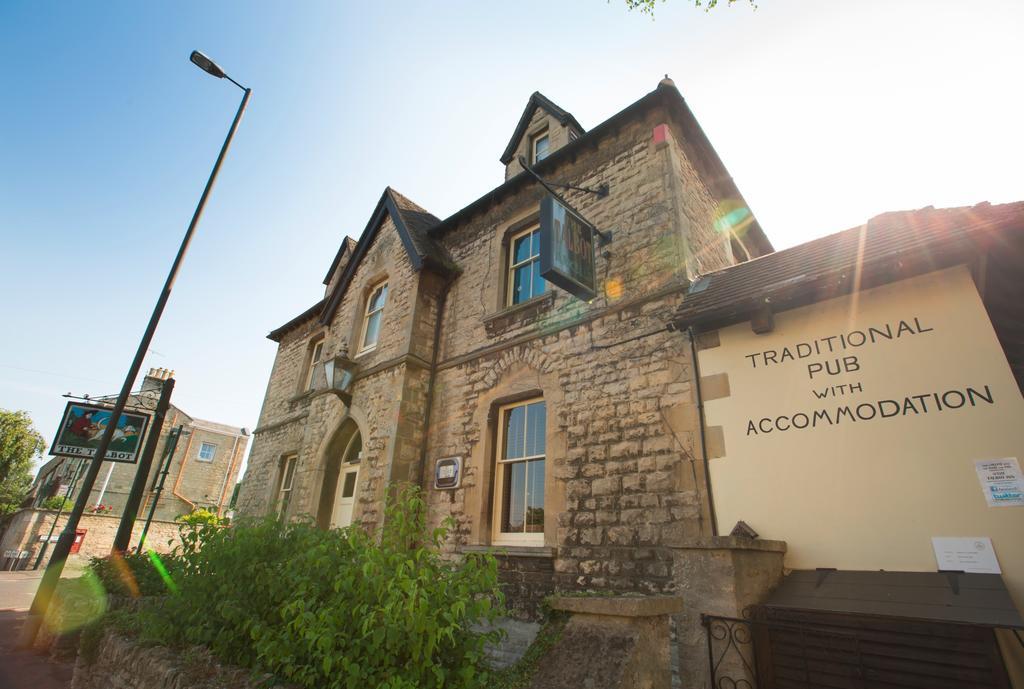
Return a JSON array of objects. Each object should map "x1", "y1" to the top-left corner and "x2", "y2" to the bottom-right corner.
[{"x1": 141, "y1": 367, "x2": 174, "y2": 392}]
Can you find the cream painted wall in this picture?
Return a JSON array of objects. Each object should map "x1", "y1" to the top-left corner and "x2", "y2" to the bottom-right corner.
[{"x1": 699, "y1": 266, "x2": 1024, "y2": 614}]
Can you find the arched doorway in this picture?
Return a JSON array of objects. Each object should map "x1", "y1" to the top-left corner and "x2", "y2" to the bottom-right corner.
[{"x1": 316, "y1": 420, "x2": 362, "y2": 529}]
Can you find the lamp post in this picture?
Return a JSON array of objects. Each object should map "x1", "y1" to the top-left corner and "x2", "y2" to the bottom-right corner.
[{"x1": 20, "y1": 51, "x2": 251, "y2": 646}]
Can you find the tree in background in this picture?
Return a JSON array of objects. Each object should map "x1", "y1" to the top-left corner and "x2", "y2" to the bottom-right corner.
[{"x1": 0, "y1": 409, "x2": 46, "y2": 515}]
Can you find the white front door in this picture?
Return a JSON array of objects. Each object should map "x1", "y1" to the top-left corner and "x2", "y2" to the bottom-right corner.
[{"x1": 332, "y1": 465, "x2": 359, "y2": 528}]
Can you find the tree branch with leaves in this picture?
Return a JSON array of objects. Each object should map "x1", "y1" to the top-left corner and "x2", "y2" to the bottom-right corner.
[
  {"x1": 0, "y1": 409, "x2": 46, "y2": 515},
  {"x1": 625, "y1": 0, "x2": 757, "y2": 15}
]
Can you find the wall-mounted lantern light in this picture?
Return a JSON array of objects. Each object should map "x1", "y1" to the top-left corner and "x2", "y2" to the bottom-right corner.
[{"x1": 313, "y1": 345, "x2": 356, "y2": 405}]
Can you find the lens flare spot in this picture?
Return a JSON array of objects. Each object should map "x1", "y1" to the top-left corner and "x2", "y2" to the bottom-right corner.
[
  {"x1": 110, "y1": 552, "x2": 141, "y2": 598},
  {"x1": 147, "y1": 549, "x2": 178, "y2": 594},
  {"x1": 713, "y1": 203, "x2": 753, "y2": 235},
  {"x1": 43, "y1": 569, "x2": 107, "y2": 634},
  {"x1": 604, "y1": 277, "x2": 623, "y2": 300}
]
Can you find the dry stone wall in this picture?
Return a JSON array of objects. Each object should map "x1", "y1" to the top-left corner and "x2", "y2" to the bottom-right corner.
[
  {"x1": 0, "y1": 509, "x2": 184, "y2": 566},
  {"x1": 71, "y1": 630, "x2": 289, "y2": 689}
]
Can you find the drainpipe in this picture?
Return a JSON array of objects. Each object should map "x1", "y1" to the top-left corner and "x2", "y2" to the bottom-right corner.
[
  {"x1": 216, "y1": 434, "x2": 242, "y2": 516},
  {"x1": 416, "y1": 278, "x2": 454, "y2": 492},
  {"x1": 688, "y1": 326, "x2": 719, "y2": 537},
  {"x1": 94, "y1": 462, "x2": 116, "y2": 508},
  {"x1": 170, "y1": 429, "x2": 197, "y2": 512}
]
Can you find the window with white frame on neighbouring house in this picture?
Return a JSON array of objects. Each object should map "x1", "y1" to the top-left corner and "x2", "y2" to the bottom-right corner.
[
  {"x1": 507, "y1": 226, "x2": 546, "y2": 306},
  {"x1": 305, "y1": 337, "x2": 325, "y2": 391},
  {"x1": 277, "y1": 454, "x2": 297, "y2": 517},
  {"x1": 493, "y1": 398, "x2": 545, "y2": 545},
  {"x1": 532, "y1": 132, "x2": 550, "y2": 163},
  {"x1": 359, "y1": 281, "x2": 388, "y2": 353},
  {"x1": 198, "y1": 442, "x2": 217, "y2": 462}
]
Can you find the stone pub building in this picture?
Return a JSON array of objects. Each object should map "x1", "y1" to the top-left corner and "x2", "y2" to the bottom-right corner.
[{"x1": 238, "y1": 80, "x2": 1024, "y2": 686}]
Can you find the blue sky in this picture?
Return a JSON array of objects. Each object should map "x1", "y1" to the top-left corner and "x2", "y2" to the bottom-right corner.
[{"x1": 2, "y1": 1, "x2": 1022, "y2": 476}]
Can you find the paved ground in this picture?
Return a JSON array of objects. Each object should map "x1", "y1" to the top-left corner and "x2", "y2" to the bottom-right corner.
[{"x1": 0, "y1": 571, "x2": 76, "y2": 689}]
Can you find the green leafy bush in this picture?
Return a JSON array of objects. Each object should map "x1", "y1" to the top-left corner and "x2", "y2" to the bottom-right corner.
[
  {"x1": 175, "y1": 507, "x2": 223, "y2": 526},
  {"x1": 89, "y1": 550, "x2": 181, "y2": 598},
  {"x1": 138, "y1": 485, "x2": 504, "y2": 689},
  {"x1": 41, "y1": 495, "x2": 74, "y2": 510}
]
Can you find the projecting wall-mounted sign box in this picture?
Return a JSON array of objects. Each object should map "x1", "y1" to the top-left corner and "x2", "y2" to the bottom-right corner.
[
  {"x1": 49, "y1": 402, "x2": 152, "y2": 464},
  {"x1": 539, "y1": 195, "x2": 597, "y2": 302},
  {"x1": 434, "y1": 456, "x2": 462, "y2": 490}
]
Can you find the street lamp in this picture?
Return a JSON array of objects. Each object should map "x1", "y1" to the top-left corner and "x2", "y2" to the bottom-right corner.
[{"x1": 20, "y1": 51, "x2": 252, "y2": 646}]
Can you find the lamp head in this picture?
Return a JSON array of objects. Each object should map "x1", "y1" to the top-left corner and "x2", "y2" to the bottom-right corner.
[
  {"x1": 313, "y1": 352, "x2": 356, "y2": 406},
  {"x1": 190, "y1": 51, "x2": 227, "y2": 79}
]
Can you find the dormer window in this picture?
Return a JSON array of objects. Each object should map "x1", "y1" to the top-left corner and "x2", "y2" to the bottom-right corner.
[{"x1": 532, "y1": 133, "x2": 550, "y2": 163}]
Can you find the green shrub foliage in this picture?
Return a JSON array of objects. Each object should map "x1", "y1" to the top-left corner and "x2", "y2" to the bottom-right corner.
[
  {"x1": 40, "y1": 495, "x2": 74, "y2": 510},
  {"x1": 175, "y1": 507, "x2": 223, "y2": 526},
  {"x1": 138, "y1": 485, "x2": 503, "y2": 689},
  {"x1": 90, "y1": 550, "x2": 179, "y2": 598}
]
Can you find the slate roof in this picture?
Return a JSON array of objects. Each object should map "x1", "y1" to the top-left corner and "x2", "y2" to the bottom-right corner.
[
  {"x1": 432, "y1": 81, "x2": 774, "y2": 257},
  {"x1": 317, "y1": 187, "x2": 456, "y2": 326},
  {"x1": 189, "y1": 417, "x2": 248, "y2": 437},
  {"x1": 270, "y1": 187, "x2": 456, "y2": 340},
  {"x1": 386, "y1": 188, "x2": 457, "y2": 274},
  {"x1": 499, "y1": 91, "x2": 585, "y2": 165},
  {"x1": 671, "y1": 201, "x2": 1024, "y2": 332},
  {"x1": 323, "y1": 237, "x2": 357, "y2": 286},
  {"x1": 272, "y1": 80, "x2": 777, "y2": 340},
  {"x1": 267, "y1": 298, "x2": 326, "y2": 342}
]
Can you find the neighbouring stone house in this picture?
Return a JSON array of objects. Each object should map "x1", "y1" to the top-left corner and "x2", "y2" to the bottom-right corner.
[
  {"x1": 30, "y1": 367, "x2": 249, "y2": 523},
  {"x1": 237, "y1": 78, "x2": 782, "y2": 681},
  {"x1": 4, "y1": 368, "x2": 249, "y2": 569}
]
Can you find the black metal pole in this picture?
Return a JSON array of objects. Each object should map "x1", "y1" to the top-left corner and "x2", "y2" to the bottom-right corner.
[
  {"x1": 32, "y1": 457, "x2": 87, "y2": 570},
  {"x1": 138, "y1": 425, "x2": 183, "y2": 551},
  {"x1": 112, "y1": 378, "x2": 175, "y2": 553},
  {"x1": 21, "y1": 80, "x2": 250, "y2": 646}
]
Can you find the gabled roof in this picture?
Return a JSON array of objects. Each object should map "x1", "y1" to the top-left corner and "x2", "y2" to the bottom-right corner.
[
  {"x1": 323, "y1": 237, "x2": 357, "y2": 286},
  {"x1": 267, "y1": 298, "x2": 325, "y2": 342},
  {"x1": 670, "y1": 201, "x2": 1024, "y2": 332},
  {"x1": 499, "y1": 91, "x2": 585, "y2": 165},
  {"x1": 189, "y1": 417, "x2": 248, "y2": 437},
  {"x1": 317, "y1": 187, "x2": 456, "y2": 326},
  {"x1": 433, "y1": 80, "x2": 773, "y2": 257},
  {"x1": 387, "y1": 188, "x2": 456, "y2": 274}
]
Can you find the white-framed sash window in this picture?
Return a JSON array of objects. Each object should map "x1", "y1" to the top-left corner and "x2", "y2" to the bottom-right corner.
[
  {"x1": 358, "y1": 281, "x2": 388, "y2": 353},
  {"x1": 507, "y1": 227, "x2": 546, "y2": 306},
  {"x1": 492, "y1": 398, "x2": 546, "y2": 545},
  {"x1": 277, "y1": 454, "x2": 297, "y2": 517}
]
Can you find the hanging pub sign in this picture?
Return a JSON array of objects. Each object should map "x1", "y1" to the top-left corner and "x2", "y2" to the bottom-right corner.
[
  {"x1": 539, "y1": 195, "x2": 598, "y2": 301},
  {"x1": 49, "y1": 402, "x2": 151, "y2": 464}
]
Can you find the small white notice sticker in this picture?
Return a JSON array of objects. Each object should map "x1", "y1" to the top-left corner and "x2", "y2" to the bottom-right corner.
[
  {"x1": 975, "y1": 457, "x2": 1024, "y2": 507},
  {"x1": 931, "y1": 536, "x2": 1002, "y2": 574}
]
